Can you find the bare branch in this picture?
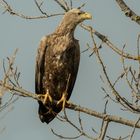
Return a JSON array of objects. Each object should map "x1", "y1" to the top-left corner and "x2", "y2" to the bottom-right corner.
[
  {"x1": 52, "y1": 108, "x2": 95, "y2": 140},
  {"x1": 97, "y1": 101, "x2": 109, "y2": 140},
  {"x1": 1, "y1": 79, "x2": 140, "y2": 129},
  {"x1": 137, "y1": 34, "x2": 140, "y2": 69},
  {"x1": 107, "y1": 135, "x2": 130, "y2": 140},
  {"x1": 51, "y1": 128, "x2": 82, "y2": 139},
  {"x1": 88, "y1": 27, "x2": 140, "y2": 113},
  {"x1": 34, "y1": 0, "x2": 48, "y2": 16},
  {"x1": 0, "y1": 80, "x2": 39, "y2": 101},
  {"x1": 63, "y1": 109, "x2": 95, "y2": 140},
  {"x1": 98, "y1": 121, "x2": 109, "y2": 140},
  {"x1": 129, "y1": 117, "x2": 140, "y2": 140},
  {"x1": 115, "y1": 0, "x2": 140, "y2": 25},
  {"x1": 66, "y1": 102, "x2": 140, "y2": 129},
  {"x1": 77, "y1": 3, "x2": 86, "y2": 10},
  {"x1": 61, "y1": 0, "x2": 70, "y2": 11},
  {"x1": 0, "y1": 97, "x2": 18, "y2": 112},
  {"x1": 78, "y1": 111, "x2": 84, "y2": 131},
  {"x1": 113, "y1": 71, "x2": 125, "y2": 87},
  {"x1": 80, "y1": 24, "x2": 140, "y2": 61},
  {"x1": 0, "y1": 0, "x2": 63, "y2": 19},
  {"x1": 69, "y1": 0, "x2": 73, "y2": 9},
  {"x1": 53, "y1": 0, "x2": 69, "y2": 12}
]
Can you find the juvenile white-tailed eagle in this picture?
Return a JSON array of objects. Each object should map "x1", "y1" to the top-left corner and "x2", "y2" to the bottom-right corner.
[{"x1": 35, "y1": 9, "x2": 92, "y2": 124}]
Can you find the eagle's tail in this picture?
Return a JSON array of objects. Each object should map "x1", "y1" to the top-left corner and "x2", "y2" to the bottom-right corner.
[{"x1": 38, "y1": 101, "x2": 61, "y2": 124}]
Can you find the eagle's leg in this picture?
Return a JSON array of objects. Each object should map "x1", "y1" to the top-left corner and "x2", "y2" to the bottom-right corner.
[
  {"x1": 57, "y1": 74, "x2": 70, "y2": 110},
  {"x1": 43, "y1": 90, "x2": 52, "y2": 104},
  {"x1": 38, "y1": 89, "x2": 52, "y2": 105},
  {"x1": 57, "y1": 93, "x2": 67, "y2": 111}
]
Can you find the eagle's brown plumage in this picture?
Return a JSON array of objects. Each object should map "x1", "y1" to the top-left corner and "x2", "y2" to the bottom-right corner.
[{"x1": 35, "y1": 9, "x2": 92, "y2": 124}]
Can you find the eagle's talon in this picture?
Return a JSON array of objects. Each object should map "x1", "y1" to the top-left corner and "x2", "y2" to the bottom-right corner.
[
  {"x1": 38, "y1": 90, "x2": 52, "y2": 105},
  {"x1": 57, "y1": 93, "x2": 67, "y2": 111},
  {"x1": 43, "y1": 92, "x2": 52, "y2": 104}
]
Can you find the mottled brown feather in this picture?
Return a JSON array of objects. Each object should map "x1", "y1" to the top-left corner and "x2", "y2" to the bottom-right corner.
[{"x1": 35, "y1": 9, "x2": 91, "y2": 123}]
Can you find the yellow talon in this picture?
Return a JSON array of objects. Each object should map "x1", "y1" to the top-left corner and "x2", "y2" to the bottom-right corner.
[
  {"x1": 38, "y1": 89, "x2": 52, "y2": 105},
  {"x1": 43, "y1": 89, "x2": 52, "y2": 104},
  {"x1": 57, "y1": 93, "x2": 67, "y2": 111}
]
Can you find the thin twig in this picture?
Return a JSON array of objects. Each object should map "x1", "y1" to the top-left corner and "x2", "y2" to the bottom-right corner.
[
  {"x1": 63, "y1": 109, "x2": 95, "y2": 140},
  {"x1": 129, "y1": 117, "x2": 140, "y2": 140},
  {"x1": 53, "y1": 0, "x2": 68, "y2": 12},
  {"x1": 34, "y1": 0, "x2": 48, "y2": 16},
  {"x1": 0, "y1": 0, "x2": 63, "y2": 19},
  {"x1": 98, "y1": 121, "x2": 109, "y2": 140},
  {"x1": 51, "y1": 128, "x2": 82, "y2": 139},
  {"x1": 80, "y1": 23, "x2": 140, "y2": 61},
  {"x1": 97, "y1": 101, "x2": 109, "y2": 140},
  {"x1": 89, "y1": 28, "x2": 140, "y2": 113},
  {"x1": 106, "y1": 135, "x2": 130, "y2": 140}
]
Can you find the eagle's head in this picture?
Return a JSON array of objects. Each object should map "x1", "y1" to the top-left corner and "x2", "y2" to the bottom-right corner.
[
  {"x1": 55, "y1": 9, "x2": 92, "y2": 34},
  {"x1": 64, "y1": 8, "x2": 92, "y2": 24}
]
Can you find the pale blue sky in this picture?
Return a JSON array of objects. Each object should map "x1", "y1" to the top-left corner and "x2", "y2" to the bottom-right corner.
[{"x1": 0, "y1": 0, "x2": 140, "y2": 140}]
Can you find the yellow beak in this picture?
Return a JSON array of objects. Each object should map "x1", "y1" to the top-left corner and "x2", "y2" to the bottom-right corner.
[{"x1": 81, "y1": 12, "x2": 92, "y2": 20}]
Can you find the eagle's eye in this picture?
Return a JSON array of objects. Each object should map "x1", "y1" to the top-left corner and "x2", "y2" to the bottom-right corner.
[{"x1": 77, "y1": 11, "x2": 83, "y2": 15}]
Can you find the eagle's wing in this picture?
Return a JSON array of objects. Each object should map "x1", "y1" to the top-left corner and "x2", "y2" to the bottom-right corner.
[
  {"x1": 35, "y1": 36, "x2": 56, "y2": 123},
  {"x1": 66, "y1": 41, "x2": 80, "y2": 100},
  {"x1": 35, "y1": 36, "x2": 48, "y2": 94}
]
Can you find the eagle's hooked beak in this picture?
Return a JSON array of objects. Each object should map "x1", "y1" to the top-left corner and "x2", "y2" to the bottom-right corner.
[{"x1": 81, "y1": 12, "x2": 92, "y2": 20}]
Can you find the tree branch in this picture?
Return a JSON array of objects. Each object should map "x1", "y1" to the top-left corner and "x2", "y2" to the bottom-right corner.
[
  {"x1": 80, "y1": 24, "x2": 140, "y2": 61},
  {"x1": 66, "y1": 102, "x2": 140, "y2": 129},
  {"x1": 0, "y1": 0, "x2": 63, "y2": 19},
  {"x1": 88, "y1": 28, "x2": 140, "y2": 114},
  {"x1": 0, "y1": 80, "x2": 140, "y2": 129},
  {"x1": 115, "y1": 0, "x2": 140, "y2": 25}
]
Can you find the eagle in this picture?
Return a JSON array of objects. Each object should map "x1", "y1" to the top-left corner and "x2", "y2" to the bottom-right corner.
[{"x1": 35, "y1": 9, "x2": 92, "y2": 124}]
